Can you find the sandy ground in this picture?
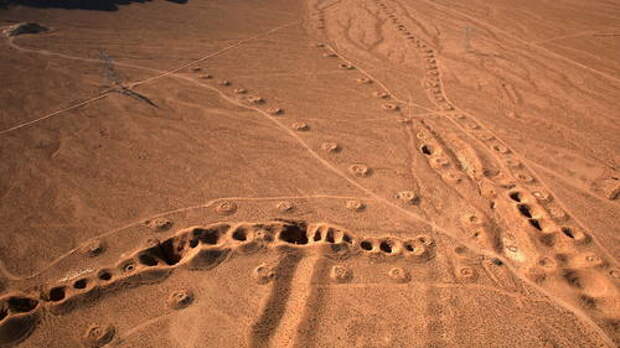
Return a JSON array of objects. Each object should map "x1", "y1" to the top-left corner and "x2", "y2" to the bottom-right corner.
[{"x1": 0, "y1": 0, "x2": 619, "y2": 347}]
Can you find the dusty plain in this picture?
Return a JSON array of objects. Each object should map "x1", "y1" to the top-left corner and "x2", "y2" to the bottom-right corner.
[{"x1": 0, "y1": 0, "x2": 619, "y2": 347}]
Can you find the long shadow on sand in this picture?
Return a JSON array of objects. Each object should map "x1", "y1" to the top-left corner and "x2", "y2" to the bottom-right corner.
[{"x1": 5, "y1": 0, "x2": 187, "y2": 11}]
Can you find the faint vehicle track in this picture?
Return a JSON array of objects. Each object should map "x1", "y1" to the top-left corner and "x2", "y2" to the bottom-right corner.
[
  {"x1": 416, "y1": 0, "x2": 620, "y2": 84},
  {"x1": 0, "y1": 21, "x2": 299, "y2": 135},
  {"x1": 0, "y1": 194, "x2": 374, "y2": 281}
]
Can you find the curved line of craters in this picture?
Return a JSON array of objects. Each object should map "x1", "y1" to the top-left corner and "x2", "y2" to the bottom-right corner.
[
  {"x1": 372, "y1": 0, "x2": 619, "y2": 266},
  {"x1": 306, "y1": 3, "x2": 620, "y2": 346},
  {"x1": 181, "y1": 64, "x2": 462, "y2": 237},
  {"x1": 0, "y1": 195, "x2": 372, "y2": 282},
  {"x1": 370, "y1": 0, "x2": 619, "y2": 342},
  {"x1": 302, "y1": 9, "x2": 620, "y2": 342},
  {"x1": 374, "y1": 0, "x2": 620, "y2": 280},
  {"x1": 0, "y1": 219, "x2": 435, "y2": 347}
]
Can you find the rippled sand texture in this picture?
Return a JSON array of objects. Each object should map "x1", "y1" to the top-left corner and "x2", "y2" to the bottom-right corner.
[{"x1": 0, "y1": 0, "x2": 619, "y2": 347}]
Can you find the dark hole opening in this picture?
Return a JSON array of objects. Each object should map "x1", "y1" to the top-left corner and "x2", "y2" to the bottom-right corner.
[
  {"x1": 123, "y1": 262, "x2": 136, "y2": 273},
  {"x1": 232, "y1": 229, "x2": 247, "y2": 241},
  {"x1": 404, "y1": 243, "x2": 415, "y2": 252},
  {"x1": 561, "y1": 227, "x2": 575, "y2": 239},
  {"x1": 196, "y1": 228, "x2": 220, "y2": 245},
  {"x1": 0, "y1": 306, "x2": 7, "y2": 321},
  {"x1": 529, "y1": 219, "x2": 542, "y2": 231},
  {"x1": 73, "y1": 279, "x2": 88, "y2": 289},
  {"x1": 138, "y1": 253, "x2": 158, "y2": 266},
  {"x1": 278, "y1": 222, "x2": 308, "y2": 245},
  {"x1": 380, "y1": 240, "x2": 393, "y2": 253},
  {"x1": 313, "y1": 230, "x2": 322, "y2": 242},
  {"x1": 326, "y1": 229, "x2": 335, "y2": 243},
  {"x1": 491, "y1": 258, "x2": 503, "y2": 266},
  {"x1": 360, "y1": 240, "x2": 373, "y2": 251},
  {"x1": 420, "y1": 144, "x2": 433, "y2": 155},
  {"x1": 7, "y1": 297, "x2": 38, "y2": 313},
  {"x1": 48, "y1": 287, "x2": 66, "y2": 302},
  {"x1": 157, "y1": 239, "x2": 185, "y2": 265},
  {"x1": 98, "y1": 270, "x2": 112, "y2": 281},
  {"x1": 189, "y1": 239, "x2": 199, "y2": 248},
  {"x1": 342, "y1": 233, "x2": 353, "y2": 244},
  {"x1": 509, "y1": 192, "x2": 522, "y2": 202},
  {"x1": 517, "y1": 204, "x2": 533, "y2": 218}
]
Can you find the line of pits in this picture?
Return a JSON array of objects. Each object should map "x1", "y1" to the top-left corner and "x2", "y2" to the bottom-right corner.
[
  {"x1": 416, "y1": 131, "x2": 585, "y2": 244},
  {"x1": 372, "y1": 0, "x2": 590, "y2": 255},
  {"x1": 374, "y1": 0, "x2": 455, "y2": 112},
  {"x1": 414, "y1": 133, "x2": 619, "y2": 287},
  {"x1": 8, "y1": 222, "x2": 437, "y2": 314}
]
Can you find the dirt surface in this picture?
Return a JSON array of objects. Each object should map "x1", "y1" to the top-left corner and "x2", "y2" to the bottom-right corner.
[{"x1": 0, "y1": 0, "x2": 619, "y2": 347}]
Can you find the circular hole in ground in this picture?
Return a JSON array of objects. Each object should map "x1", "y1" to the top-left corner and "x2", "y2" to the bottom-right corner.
[
  {"x1": 73, "y1": 279, "x2": 88, "y2": 290},
  {"x1": 123, "y1": 262, "x2": 136, "y2": 273},
  {"x1": 98, "y1": 270, "x2": 113, "y2": 281},
  {"x1": 232, "y1": 229, "x2": 248, "y2": 241},
  {"x1": 380, "y1": 240, "x2": 393, "y2": 253},
  {"x1": 360, "y1": 240, "x2": 373, "y2": 251},
  {"x1": 420, "y1": 144, "x2": 433, "y2": 155},
  {"x1": 48, "y1": 287, "x2": 66, "y2": 302}
]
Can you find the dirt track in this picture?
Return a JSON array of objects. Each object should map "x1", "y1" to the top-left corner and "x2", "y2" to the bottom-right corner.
[{"x1": 0, "y1": 0, "x2": 619, "y2": 347}]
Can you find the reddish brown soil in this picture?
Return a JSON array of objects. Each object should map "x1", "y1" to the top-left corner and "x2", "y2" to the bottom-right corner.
[{"x1": 0, "y1": 0, "x2": 619, "y2": 347}]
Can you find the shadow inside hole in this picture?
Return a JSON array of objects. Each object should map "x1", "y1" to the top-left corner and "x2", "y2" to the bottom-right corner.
[
  {"x1": 138, "y1": 253, "x2": 158, "y2": 266},
  {"x1": 420, "y1": 144, "x2": 433, "y2": 155},
  {"x1": 278, "y1": 222, "x2": 309, "y2": 245},
  {"x1": 379, "y1": 240, "x2": 393, "y2": 253},
  {"x1": 360, "y1": 240, "x2": 373, "y2": 251},
  {"x1": 517, "y1": 204, "x2": 533, "y2": 218},
  {"x1": 7, "y1": 297, "x2": 38, "y2": 313},
  {"x1": 509, "y1": 192, "x2": 522, "y2": 202},
  {"x1": 98, "y1": 270, "x2": 113, "y2": 281},
  {"x1": 528, "y1": 219, "x2": 542, "y2": 231},
  {"x1": 561, "y1": 227, "x2": 575, "y2": 239},
  {"x1": 232, "y1": 229, "x2": 248, "y2": 241},
  {"x1": 73, "y1": 279, "x2": 88, "y2": 289},
  {"x1": 48, "y1": 287, "x2": 66, "y2": 302}
]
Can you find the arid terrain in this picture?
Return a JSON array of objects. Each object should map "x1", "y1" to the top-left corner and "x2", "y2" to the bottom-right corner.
[{"x1": 0, "y1": 0, "x2": 619, "y2": 347}]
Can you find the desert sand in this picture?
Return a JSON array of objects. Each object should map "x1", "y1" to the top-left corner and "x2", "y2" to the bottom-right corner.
[{"x1": 0, "y1": 0, "x2": 619, "y2": 347}]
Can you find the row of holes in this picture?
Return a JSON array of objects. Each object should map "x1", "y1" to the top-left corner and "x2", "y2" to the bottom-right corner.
[
  {"x1": 42, "y1": 269, "x2": 114, "y2": 303},
  {"x1": 41, "y1": 224, "x2": 315, "y2": 303},
  {"x1": 360, "y1": 239, "x2": 416, "y2": 254},
  {"x1": 278, "y1": 224, "x2": 354, "y2": 245},
  {"x1": 509, "y1": 191, "x2": 577, "y2": 239},
  {"x1": 42, "y1": 226, "x2": 232, "y2": 303},
  {"x1": 510, "y1": 191, "x2": 543, "y2": 231}
]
